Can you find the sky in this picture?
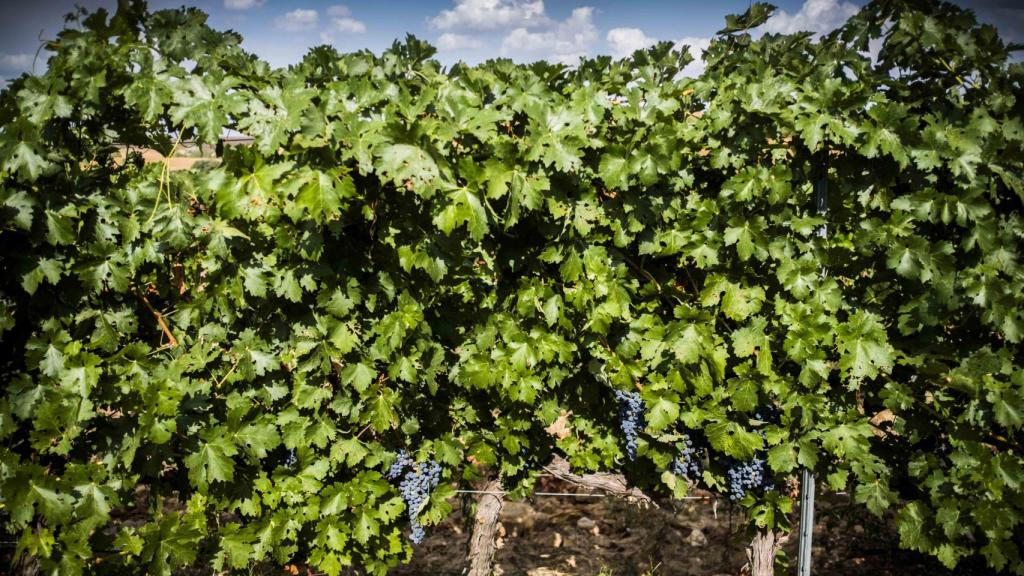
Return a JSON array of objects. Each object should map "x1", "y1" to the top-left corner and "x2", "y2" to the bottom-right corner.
[{"x1": 0, "y1": 0, "x2": 1022, "y2": 85}]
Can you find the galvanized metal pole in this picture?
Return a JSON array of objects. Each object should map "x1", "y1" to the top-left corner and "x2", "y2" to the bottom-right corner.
[
  {"x1": 798, "y1": 151, "x2": 828, "y2": 576},
  {"x1": 814, "y1": 152, "x2": 829, "y2": 240},
  {"x1": 797, "y1": 467, "x2": 816, "y2": 576}
]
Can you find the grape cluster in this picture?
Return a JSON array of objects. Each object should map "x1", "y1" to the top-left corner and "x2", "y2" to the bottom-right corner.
[
  {"x1": 284, "y1": 448, "x2": 297, "y2": 468},
  {"x1": 725, "y1": 408, "x2": 779, "y2": 501},
  {"x1": 671, "y1": 433, "x2": 702, "y2": 480},
  {"x1": 725, "y1": 455, "x2": 773, "y2": 501},
  {"x1": 385, "y1": 450, "x2": 414, "y2": 481},
  {"x1": 385, "y1": 450, "x2": 442, "y2": 543},
  {"x1": 614, "y1": 390, "x2": 645, "y2": 461}
]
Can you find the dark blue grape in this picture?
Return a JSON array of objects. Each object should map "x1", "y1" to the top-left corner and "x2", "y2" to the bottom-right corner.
[
  {"x1": 615, "y1": 390, "x2": 645, "y2": 461},
  {"x1": 725, "y1": 454, "x2": 772, "y2": 501},
  {"x1": 671, "y1": 433, "x2": 702, "y2": 480},
  {"x1": 385, "y1": 452, "x2": 442, "y2": 544},
  {"x1": 723, "y1": 411, "x2": 777, "y2": 501},
  {"x1": 386, "y1": 450, "x2": 414, "y2": 481}
]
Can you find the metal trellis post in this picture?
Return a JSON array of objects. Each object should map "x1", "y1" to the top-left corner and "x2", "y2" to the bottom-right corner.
[
  {"x1": 798, "y1": 468, "x2": 816, "y2": 575},
  {"x1": 798, "y1": 151, "x2": 828, "y2": 576}
]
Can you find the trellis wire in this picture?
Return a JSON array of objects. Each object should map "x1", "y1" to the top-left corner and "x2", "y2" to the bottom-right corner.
[
  {"x1": 455, "y1": 489, "x2": 714, "y2": 500},
  {"x1": 454, "y1": 489, "x2": 847, "y2": 498}
]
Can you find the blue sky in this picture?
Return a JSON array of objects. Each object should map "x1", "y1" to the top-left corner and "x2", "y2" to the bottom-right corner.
[{"x1": 0, "y1": 0, "x2": 1021, "y2": 84}]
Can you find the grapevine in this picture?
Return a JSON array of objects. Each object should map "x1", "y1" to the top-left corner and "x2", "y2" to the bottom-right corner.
[{"x1": 0, "y1": 1, "x2": 1020, "y2": 574}]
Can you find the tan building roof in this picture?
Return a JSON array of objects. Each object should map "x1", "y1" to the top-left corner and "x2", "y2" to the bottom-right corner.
[{"x1": 111, "y1": 146, "x2": 220, "y2": 171}]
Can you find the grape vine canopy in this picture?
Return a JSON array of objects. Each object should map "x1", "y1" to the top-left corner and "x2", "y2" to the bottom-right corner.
[{"x1": 0, "y1": 0, "x2": 1022, "y2": 574}]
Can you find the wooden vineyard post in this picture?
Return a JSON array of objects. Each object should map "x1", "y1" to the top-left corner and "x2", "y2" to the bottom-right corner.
[
  {"x1": 466, "y1": 479, "x2": 504, "y2": 576},
  {"x1": 749, "y1": 528, "x2": 786, "y2": 576},
  {"x1": 465, "y1": 457, "x2": 655, "y2": 575}
]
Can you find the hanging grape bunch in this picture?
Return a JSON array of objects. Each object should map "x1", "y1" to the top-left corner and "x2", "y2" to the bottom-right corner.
[
  {"x1": 385, "y1": 451, "x2": 442, "y2": 543},
  {"x1": 726, "y1": 456, "x2": 772, "y2": 501},
  {"x1": 725, "y1": 407, "x2": 779, "y2": 501},
  {"x1": 614, "y1": 390, "x2": 645, "y2": 461},
  {"x1": 671, "y1": 432, "x2": 702, "y2": 480},
  {"x1": 386, "y1": 450, "x2": 415, "y2": 481}
]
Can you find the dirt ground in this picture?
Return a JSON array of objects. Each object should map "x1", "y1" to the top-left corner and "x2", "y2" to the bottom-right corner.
[{"x1": 390, "y1": 476, "x2": 977, "y2": 576}]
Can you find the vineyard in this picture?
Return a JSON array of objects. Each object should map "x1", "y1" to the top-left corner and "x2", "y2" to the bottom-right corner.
[{"x1": 0, "y1": 0, "x2": 1022, "y2": 574}]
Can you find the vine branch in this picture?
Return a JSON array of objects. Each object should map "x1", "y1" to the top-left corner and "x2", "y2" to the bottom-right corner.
[
  {"x1": 542, "y1": 455, "x2": 656, "y2": 507},
  {"x1": 134, "y1": 288, "x2": 178, "y2": 348}
]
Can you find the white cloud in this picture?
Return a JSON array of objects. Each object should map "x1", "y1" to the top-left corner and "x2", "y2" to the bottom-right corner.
[
  {"x1": 431, "y1": 0, "x2": 548, "y2": 31},
  {"x1": 437, "y1": 33, "x2": 485, "y2": 51},
  {"x1": 224, "y1": 0, "x2": 262, "y2": 9},
  {"x1": 317, "y1": 6, "x2": 366, "y2": 35},
  {"x1": 606, "y1": 28, "x2": 658, "y2": 59},
  {"x1": 760, "y1": 0, "x2": 859, "y2": 35},
  {"x1": 672, "y1": 37, "x2": 711, "y2": 77},
  {"x1": 333, "y1": 18, "x2": 367, "y2": 33},
  {"x1": 501, "y1": 6, "x2": 597, "y2": 64},
  {"x1": 327, "y1": 5, "x2": 352, "y2": 17},
  {"x1": 327, "y1": 6, "x2": 362, "y2": 32},
  {"x1": 276, "y1": 9, "x2": 319, "y2": 32},
  {"x1": 0, "y1": 53, "x2": 34, "y2": 72}
]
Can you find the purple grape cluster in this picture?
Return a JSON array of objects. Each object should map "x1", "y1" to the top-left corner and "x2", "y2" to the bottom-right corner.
[
  {"x1": 725, "y1": 454, "x2": 773, "y2": 501},
  {"x1": 385, "y1": 450, "x2": 414, "y2": 481},
  {"x1": 284, "y1": 448, "x2": 297, "y2": 468},
  {"x1": 671, "y1": 433, "x2": 702, "y2": 480},
  {"x1": 614, "y1": 390, "x2": 645, "y2": 461},
  {"x1": 385, "y1": 450, "x2": 442, "y2": 543},
  {"x1": 725, "y1": 409, "x2": 779, "y2": 501}
]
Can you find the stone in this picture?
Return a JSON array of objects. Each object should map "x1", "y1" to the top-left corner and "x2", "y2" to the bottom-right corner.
[
  {"x1": 576, "y1": 516, "x2": 597, "y2": 530},
  {"x1": 686, "y1": 528, "x2": 708, "y2": 546}
]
